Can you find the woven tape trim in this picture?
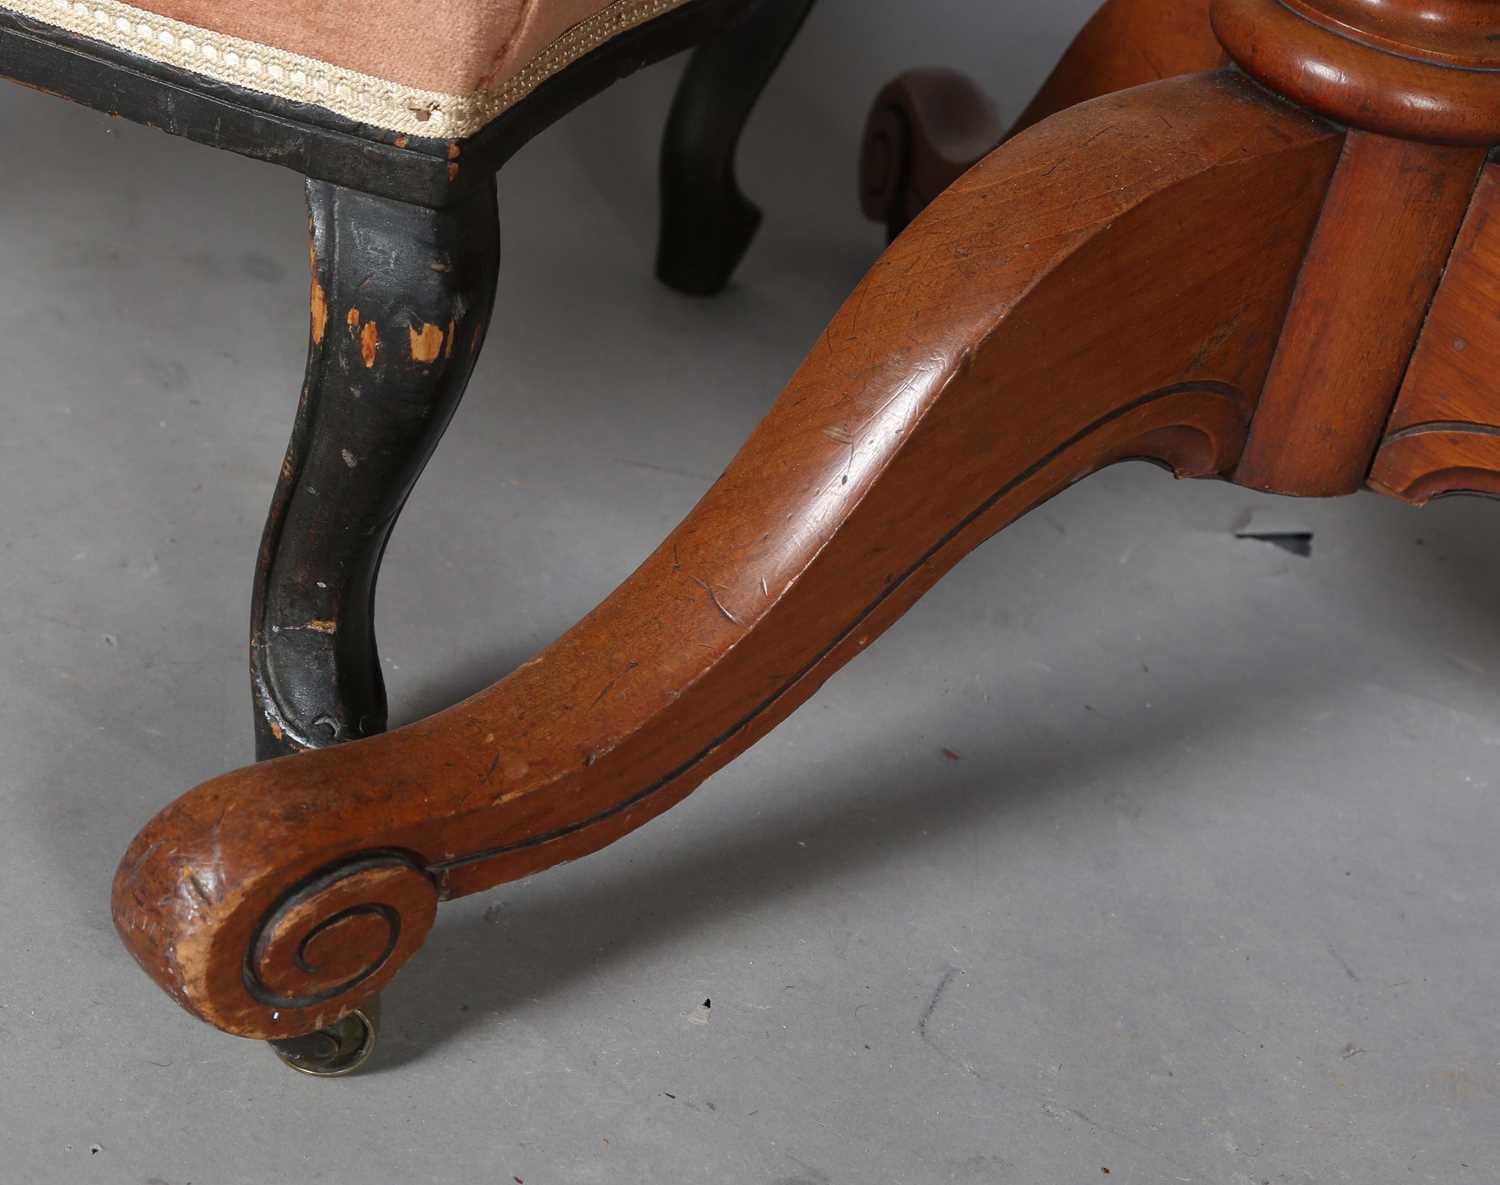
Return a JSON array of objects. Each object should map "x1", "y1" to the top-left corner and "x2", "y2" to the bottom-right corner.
[{"x1": 3, "y1": 0, "x2": 694, "y2": 137}]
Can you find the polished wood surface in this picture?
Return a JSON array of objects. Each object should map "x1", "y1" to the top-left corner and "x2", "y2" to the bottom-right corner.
[
  {"x1": 114, "y1": 70, "x2": 1342, "y2": 1041},
  {"x1": 1234, "y1": 133, "x2": 1484, "y2": 496},
  {"x1": 1370, "y1": 163, "x2": 1500, "y2": 503},
  {"x1": 1213, "y1": 0, "x2": 1500, "y2": 144},
  {"x1": 107, "y1": 0, "x2": 1500, "y2": 1067}
]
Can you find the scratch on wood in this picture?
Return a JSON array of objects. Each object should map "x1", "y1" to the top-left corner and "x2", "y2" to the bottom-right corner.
[
  {"x1": 691, "y1": 576, "x2": 742, "y2": 625},
  {"x1": 593, "y1": 660, "x2": 640, "y2": 706}
]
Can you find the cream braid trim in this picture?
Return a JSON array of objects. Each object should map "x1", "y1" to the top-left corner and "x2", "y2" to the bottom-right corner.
[{"x1": 3, "y1": 0, "x2": 694, "y2": 137}]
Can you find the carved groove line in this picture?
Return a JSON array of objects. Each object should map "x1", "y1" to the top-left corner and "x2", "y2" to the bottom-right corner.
[
  {"x1": 1382, "y1": 419, "x2": 1500, "y2": 442},
  {"x1": 1274, "y1": 0, "x2": 1500, "y2": 75},
  {"x1": 429, "y1": 380, "x2": 1246, "y2": 875},
  {"x1": 243, "y1": 853, "x2": 422, "y2": 1010}
]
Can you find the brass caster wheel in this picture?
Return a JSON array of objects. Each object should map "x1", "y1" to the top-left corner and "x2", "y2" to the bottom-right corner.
[{"x1": 267, "y1": 997, "x2": 381, "y2": 1077}]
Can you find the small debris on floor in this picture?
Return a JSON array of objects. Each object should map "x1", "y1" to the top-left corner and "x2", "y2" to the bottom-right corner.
[
  {"x1": 941, "y1": 748, "x2": 961, "y2": 761},
  {"x1": 689, "y1": 998, "x2": 712, "y2": 1026},
  {"x1": 1234, "y1": 508, "x2": 1314, "y2": 557}
]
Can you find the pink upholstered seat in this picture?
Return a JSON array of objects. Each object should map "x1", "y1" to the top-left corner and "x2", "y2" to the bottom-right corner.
[{"x1": 5, "y1": 0, "x2": 690, "y2": 137}]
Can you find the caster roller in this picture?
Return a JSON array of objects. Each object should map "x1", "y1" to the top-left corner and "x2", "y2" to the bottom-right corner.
[{"x1": 267, "y1": 997, "x2": 380, "y2": 1077}]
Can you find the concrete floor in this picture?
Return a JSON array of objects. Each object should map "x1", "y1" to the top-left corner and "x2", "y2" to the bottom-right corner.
[{"x1": 2, "y1": 6, "x2": 1498, "y2": 1182}]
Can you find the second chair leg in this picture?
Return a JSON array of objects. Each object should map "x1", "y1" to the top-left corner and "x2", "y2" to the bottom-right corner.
[
  {"x1": 113, "y1": 72, "x2": 1345, "y2": 1047},
  {"x1": 251, "y1": 179, "x2": 500, "y2": 762},
  {"x1": 656, "y1": 0, "x2": 816, "y2": 295}
]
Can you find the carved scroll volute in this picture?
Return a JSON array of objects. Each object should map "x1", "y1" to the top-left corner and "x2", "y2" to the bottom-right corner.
[
  {"x1": 113, "y1": 811, "x2": 438, "y2": 1040},
  {"x1": 1211, "y1": 0, "x2": 1500, "y2": 144}
]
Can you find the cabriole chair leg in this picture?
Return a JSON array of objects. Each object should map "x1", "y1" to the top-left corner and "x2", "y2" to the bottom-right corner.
[{"x1": 656, "y1": 0, "x2": 817, "y2": 295}]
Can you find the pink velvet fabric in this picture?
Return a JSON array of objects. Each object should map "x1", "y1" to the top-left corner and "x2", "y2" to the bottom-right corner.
[{"x1": 142, "y1": 0, "x2": 611, "y2": 93}]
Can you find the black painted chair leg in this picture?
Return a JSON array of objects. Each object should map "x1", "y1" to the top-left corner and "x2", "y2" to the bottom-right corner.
[
  {"x1": 656, "y1": 0, "x2": 816, "y2": 296},
  {"x1": 251, "y1": 178, "x2": 501, "y2": 763}
]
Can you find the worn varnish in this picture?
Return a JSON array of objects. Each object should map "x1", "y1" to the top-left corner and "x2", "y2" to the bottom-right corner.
[
  {"x1": 113, "y1": 72, "x2": 1342, "y2": 1040},
  {"x1": 103, "y1": 0, "x2": 1500, "y2": 1063},
  {"x1": 1010, "y1": 0, "x2": 1223, "y2": 135}
]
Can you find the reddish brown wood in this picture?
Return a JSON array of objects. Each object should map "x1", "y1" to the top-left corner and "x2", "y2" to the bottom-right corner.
[
  {"x1": 1010, "y1": 0, "x2": 1224, "y2": 135},
  {"x1": 1370, "y1": 164, "x2": 1500, "y2": 504},
  {"x1": 1368, "y1": 428, "x2": 1500, "y2": 505},
  {"x1": 1213, "y1": 0, "x2": 1500, "y2": 144},
  {"x1": 113, "y1": 71, "x2": 1342, "y2": 1042},
  {"x1": 1233, "y1": 132, "x2": 1484, "y2": 496},
  {"x1": 860, "y1": 0, "x2": 1223, "y2": 239},
  {"x1": 1383, "y1": 165, "x2": 1500, "y2": 437},
  {"x1": 1299, "y1": 0, "x2": 1500, "y2": 65}
]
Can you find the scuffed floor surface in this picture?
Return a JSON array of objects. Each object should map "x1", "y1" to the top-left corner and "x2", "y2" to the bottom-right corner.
[{"x1": 1, "y1": 9, "x2": 1497, "y2": 1182}]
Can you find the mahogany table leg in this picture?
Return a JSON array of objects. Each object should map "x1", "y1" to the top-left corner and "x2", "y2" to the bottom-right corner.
[
  {"x1": 861, "y1": 0, "x2": 1224, "y2": 240},
  {"x1": 656, "y1": 0, "x2": 817, "y2": 295},
  {"x1": 113, "y1": 72, "x2": 1343, "y2": 1047},
  {"x1": 252, "y1": 179, "x2": 500, "y2": 761}
]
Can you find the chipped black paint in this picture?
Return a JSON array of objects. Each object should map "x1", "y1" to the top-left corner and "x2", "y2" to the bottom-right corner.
[{"x1": 251, "y1": 179, "x2": 500, "y2": 760}]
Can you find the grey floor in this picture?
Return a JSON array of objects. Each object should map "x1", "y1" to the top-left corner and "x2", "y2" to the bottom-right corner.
[{"x1": 2, "y1": 4, "x2": 1498, "y2": 1182}]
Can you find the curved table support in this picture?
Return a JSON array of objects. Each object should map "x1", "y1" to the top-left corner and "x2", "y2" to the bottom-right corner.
[{"x1": 113, "y1": 71, "x2": 1342, "y2": 1042}]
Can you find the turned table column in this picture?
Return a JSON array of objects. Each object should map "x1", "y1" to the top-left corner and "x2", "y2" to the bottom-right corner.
[{"x1": 1213, "y1": 0, "x2": 1500, "y2": 495}]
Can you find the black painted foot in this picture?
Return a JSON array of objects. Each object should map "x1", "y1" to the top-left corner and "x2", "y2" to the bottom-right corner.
[
  {"x1": 251, "y1": 178, "x2": 501, "y2": 761},
  {"x1": 656, "y1": 0, "x2": 816, "y2": 296}
]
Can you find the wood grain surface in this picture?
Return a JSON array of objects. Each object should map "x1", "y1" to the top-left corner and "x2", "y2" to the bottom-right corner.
[{"x1": 114, "y1": 71, "x2": 1343, "y2": 1040}]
